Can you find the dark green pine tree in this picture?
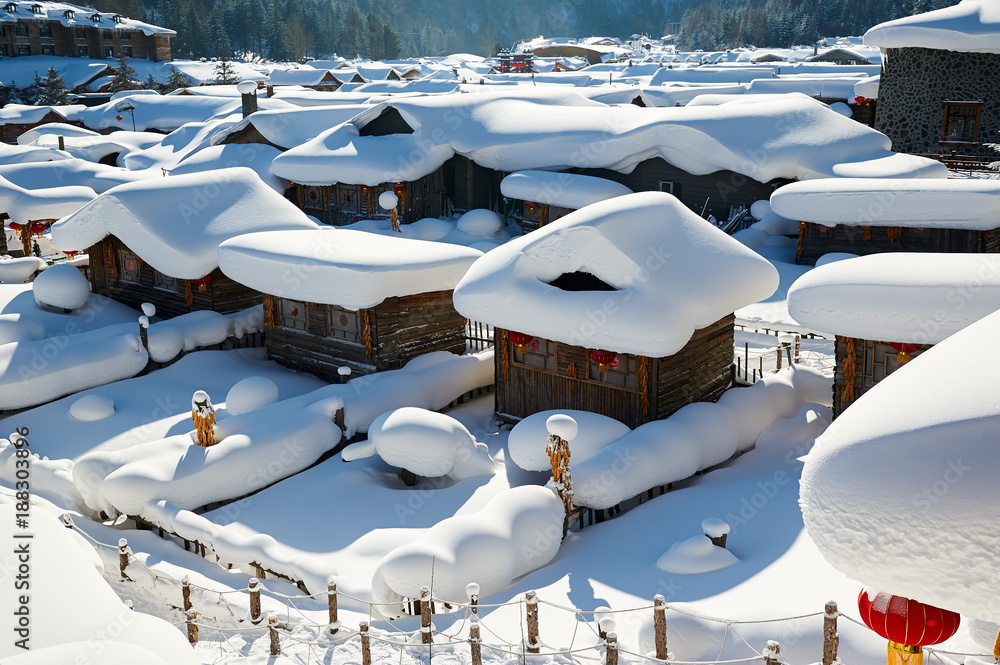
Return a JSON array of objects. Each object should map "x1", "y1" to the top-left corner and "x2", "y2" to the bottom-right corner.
[
  {"x1": 108, "y1": 51, "x2": 142, "y2": 93},
  {"x1": 213, "y1": 36, "x2": 242, "y2": 85},
  {"x1": 165, "y1": 65, "x2": 192, "y2": 92},
  {"x1": 35, "y1": 67, "x2": 70, "y2": 106}
]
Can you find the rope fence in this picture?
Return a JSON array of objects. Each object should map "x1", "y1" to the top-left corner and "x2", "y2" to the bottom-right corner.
[{"x1": 60, "y1": 514, "x2": 997, "y2": 665}]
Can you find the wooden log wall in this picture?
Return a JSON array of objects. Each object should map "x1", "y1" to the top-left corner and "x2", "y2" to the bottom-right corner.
[
  {"x1": 293, "y1": 169, "x2": 445, "y2": 227},
  {"x1": 797, "y1": 223, "x2": 997, "y2": 266},
  {"x1": 833, "y1": 335, "x2": 928, "y2": 418},
  {"x1": 655, "y1": 313, "x2": 735, "y2": 419}
]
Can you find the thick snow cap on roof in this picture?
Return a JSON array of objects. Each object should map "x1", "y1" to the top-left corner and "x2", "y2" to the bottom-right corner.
[
  {"x1": 0, "y1": 1, "x2": 175, "y2": 35},
  {"x1": 787, "y1": 253, "x2": 1000, "y2": 343},
  {"x1": 218, "y1": 228, "x2": 483, "y2": 310},
  {"x1": 453, "y1": 192, "x2": 779, "y2": 357},
  {"x1": 500, "y1": 171, "x2": 633, "y2": 209},
  {"x1": 210, "y1": 104, "x2": 371, "y2": 150},
  {"x1": 51, "y1": 167, "x2": 319, "y2": 279},
  {"x1": 800, "y1": 308, "x2": 1000, "y2": 622},
  {"x1": 864, "y1": 0, "x2": 1000, "y2": 54},
  {"x1": 770, "y1": 178, "x2": 1000, "y2": 228},
  {"x1": 0, "y1": 173, "x2": 96, "y2": 224}
]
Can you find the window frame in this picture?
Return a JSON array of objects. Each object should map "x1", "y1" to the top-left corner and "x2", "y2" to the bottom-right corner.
[
  {"x1": 75, "y1": 26, "x2": 86, "y2": 39},
  {"x1": 586, "y1": 351, "x2": 638, "y2": 391},
  {"x1": 325, "y1": 305, "x2": 361, "y2": 342},
  {"x1": 511, "y1": 336, "x2": 557, "y2": 372},
  {"x1": 39, "y1": 22, "x2": 51, "y2": 37},
  {"x1": 15, "y1": 23, "x2": 28, "y2": 37},
  {"x1": 121, "y1": 44, "x2": 132, "y2": 57},
  {"x1": 40, "y1": 44, "x2": 54, "y2": 55},
  {"x1": 278, "y1": 298, "x2": 307, "y2": 331},
  {"x1": 118, "y1": 250, "x2": 141, "y2": 284},
  {"x1": 17, "y1": 43, "x2": 30, "y2": 56},
  {"x1": 104, "y1": 45, "x2": 114, "y2": 58},
  {"x1": 940, "y1": 101, "x2": 983, "y2": 145},
  {"x1": 78, "y1": 45, "x2": 88, "y2": 57}
]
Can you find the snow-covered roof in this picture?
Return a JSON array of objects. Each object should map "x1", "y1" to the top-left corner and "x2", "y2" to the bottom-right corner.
[
  {"x1": 0, "y1": 173, "x2": 95, "y2": 223},
  {"x1": 864, "y1": 0, "x2": 1000, "y2": 54},
  {"x1": 271, "y1": 91, "x2": 948, "y2": 187},
  {"x1": 800, "y1": 307, "x2": 1000, "y2": 622},
  {"x1": 63, "y1": 93, "x2": 296, "y2": 132},
  {"x1": 265, "y1": 68, "x2": 337, "y2": 87},
  {"x1": 51, "y1": 167, "x2": 320, "y2": 278},
  {"x1": 854, "y1": 75, "x2": 879, "y2": 100},
  {"x1": 167, "y1": 60, "x2": 266, "y2": 85},
  {"x1": 0, "y1": 1, "x2": 174, "y2": 36},
  {"x1": 217, "y1": 228, "x2": 483, "y2": 310},
  {"x1": 770, "y1": 178, "x2": 1000, "y2": 229},
  {"x1": 787, "y1": 253, "x2": 1000, "y2": 343},
  {"x1": 744, "y1": 77, "x2": 865, "y2": 100},
  {"x1": 453, "y1": 191, "x2": 779, "y2": 357},
  {"x1": 210, "y1": 104, "x2": 370, "y2": 150},
  {"x1": 0, "y1": 55, "x2": 112, "y2": 90},
  {"x1": 500, "y1": 171, "x2": 632, "y2": 209},
  {"x1": 0, "y1": 157, "x2": 153, "y2": 193},
  {"x1": 0, "y1": 103, "x2": 74, "y2": 125}
]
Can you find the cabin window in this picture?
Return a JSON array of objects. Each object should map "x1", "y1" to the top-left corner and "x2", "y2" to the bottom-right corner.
[
  {"x1": 512, "y1": 336, "x2": 556, "y2": 372},
  {"x1": 301, "y1": 185, "x2": 327, "y2": 211},
  {"x1": 28, "y1": 3, "x2": 40, "y2": 13},
  {"x1": 78, "y1": 45, "x2": 88, "y2": 57},
  {"x1": 941, "y1": 102, "x2": 982, "y2": 144},
  {"x1": 118, "y1": 251, "x2": 141, "y2": 284},
  {"x1": 3, "y1": 3, "x2": 16, "y2": 12},
  {"x1": 39, "y1": 23, "x2": 51, "y2": 37},
  {"x1": 15, "y1": 23, "x2": 27, "y2": 36},
  {"x1": 17, "y1": 44, "x2": 29, "y2": 56},
  {"x1": 102, "y1": 29, "x2": 112, "y2": 40},
  {"x1": 326, "y1": 306, "x2": 360, "y2": 342},
  {"x1": 40, "y1": 44, "x2": 53, "y2": 55},
  {"x1": 76, "y1": 27, "x2": 85, "y2": 38},
  {"x1": 588, "y1": 352, "x2": 637, "y2": 390},
  {"x1": 335, "y1": 185, "x2": 362, "y2": 214},
  {"x1": 153, "y1": 270, "x2": 180, "y2": 292},
  {"x1": 120, "y1": 31, "x2": 130, "y2": 40},
  {"x1": 104, "y1": 45, "x2": 113, "y2": 57},
  {"x1": 862, "y1": 341, "x2": 924, "y2": 389},
  {"x1": 279, "y1": 299, "x2": 307, "y2": 330},
  {"x1": 64, "y1": 9, "x2": 74, "y2": 19},
  {"x1": 659, "y1": 180, "x2": 683, "y2": 199},
  {"x1": 122, "y1": 45, "x2": 131, "y2": 57}
]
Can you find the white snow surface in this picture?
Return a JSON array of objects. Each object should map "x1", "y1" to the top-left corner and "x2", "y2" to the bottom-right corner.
[
  {"x1": 343, "y1": 407, "x2": 495, "y2": 480},
  {"x1": 225, "y1": 376, "x2": 280, "y2": 416},
  {"x1": 0, "y1": 173, "x2": 96, "y2": 225},
  {"x1": 454, "y1": 192, "x2": 779, "y2": 357},
  {"x1": 32, "y1": 263, "x2": 90, "y2": 310},
  {"x1": 0, "y1": 158, "x2": 153, "y2": 193},
  {"x1": 0, "y1": 256, "x2": 45, "y2": 283},
  {"x1": 787, "y1": 253, "x2": 1000, "y2": 343},
  {"x1": 800, "y1": 308, "x2": 1000, "y2": 622},
  {"x1": 167, "y1": 143, "x2": 288, "y2": 193},
  {"x1": 218, "y1": 228, "x2": 483, "y2": 309},
  {"x1": 500, "y1": 171, "x2": 633, "y2": 209},
  {"x1": 855, "y1": 75, "x2": 880, "y2": 100},
  {"x1": 372, "y1": 485, "x2": 565, "y2": 608},
  {"x1": 455, "y1": 208, "x2": 503, "y2": 235},
  {"x1": 656, "y1": 535, "x2": 740, "y2": 574},
  {"x1": 69, "y1": 394, "x2": 115, "y2": 422},
  {"x1": 770, "y1": 177, "x2": 1000, "y2": 228},
  {"x1": 507, "y1": 409, "x2": 631, "y2": 472},
  {"x1": 52, "y1": 168, "x2": 319, "y2": 278},
  {"x1": 864, "y1": 0, "x2": 1000, "y2": 54}
]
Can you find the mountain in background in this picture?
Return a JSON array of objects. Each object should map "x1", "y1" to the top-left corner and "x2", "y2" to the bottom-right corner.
[{"x1": 88, "y1": 0, "x2": 959, "y2": 62}]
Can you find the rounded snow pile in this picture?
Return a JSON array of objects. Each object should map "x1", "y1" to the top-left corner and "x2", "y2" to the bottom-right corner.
[
  {"x1": 0, "y1": 256, "x2": 46, "y2": 283},
  {"x1": 656, "y1": 535, "x2": 739, "y2": 574},
  {"x1": 507, "y1": 410, "x2": 630, "y2": 472},
  {"x1": 33, "y1": 264, "x2": 90, "y2": 310},
  {"x1": 749, "y1": 200, "x2": 771, "y2": 221},
  {"x1": 456, "y1": 209, "x2": 503, "y2": 236},
  {"x1": 225, "y1": 377, "x2": 279, "y2": 416},
  {"x1": 70, "y1": 394, "x2": 115, "y2": 422},
  {"x1": 378, "y1": 191, "x2": 398, "y2": 210}
]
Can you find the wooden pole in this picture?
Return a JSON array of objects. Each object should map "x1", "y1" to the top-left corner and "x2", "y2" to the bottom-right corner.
[
  {"x1": 606, "y1": 632, "x2": 618, "y2": 665},
  {"x1": 186, "y1": 610, "x2": 198, "y2": 644},
  {"x1": 794, "y1": 335, "x2": 801, "y2": 364},
  {"x1": 268, "y1": 615, "x2": 279, "y2": 656},
  {"x1": 776, "y1": 344, "x2": 783, "y2": 370},
  {"x1": 118, "y1": 538, "x2": 129, "y2": 581},
  {"x1": 526, "y1": 590, "x2": 540, "y2": 654},
  {"x1": 328, "y1": 581, "x2": 339, "y2": 635},
  {"x1": 470, "y1": 620, "x2": 482, "y2": 665},
  {"x1": 181, "y1": 577, "x2": 192, "y2": 612},
  {"x1": 58, "y1": 135, "x2": 65, "y2": 151},
  {"x1": 823, "y1": 601, "x2": 839, "y2": 665},
  {"x1": 764, "y1": 640, "x2": 781, "y2": 665},
  {"x1": 248, "y1": 578, "x2": 262, "y2": 625},
  {"x1": 360, "y1": 621, "x2": 372, "y2": 665},
  {"x1": 744, "y1": 342, "x2": 749, "y2": 380},
  {"x1": 653, "y1": 594, "x2": 668, "y2": 661},
  {"x1": 420, "y1": 585, "x2": 433, "y2": 645}
]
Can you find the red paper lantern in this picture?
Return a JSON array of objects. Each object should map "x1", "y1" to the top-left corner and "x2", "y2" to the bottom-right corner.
[
  {"x1": 116, "y1": 114, "x2": 123, "y2": 121},
  {"x1": 589, "y1": 349, "x2": 617, "y2": 372},
  {"x1": 509, "y1": 331, "x2": 534, "y2": 353},
  {"x1": 858, "y1": 589, "x2": 959, "y2": 664},
  {"x1": 889, "y1": 341, "x2": 922, "y2": 365},
  {"x1": 8, "y1": 222, "x2": 21, "y2": 231},
  {"x1": 524, "y1": 201, "x2": 538, "y2": 214},
  {"x1": 192, "y1": 275, "x2": 212, "y2": 292},
  {"x1": 392, "y1": 183, "x2": 406, "y2": 195},
  {"x1": 30, "y1": 222, "x2": 47, "y2": 235},
  {"x1": 855, "y1": 95, "x2": 866, "y2": 105}
]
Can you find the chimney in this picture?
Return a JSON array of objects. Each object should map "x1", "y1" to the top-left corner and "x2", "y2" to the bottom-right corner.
[{"x1": 237, "y1": 81, "x2": 258, "y2": 118}]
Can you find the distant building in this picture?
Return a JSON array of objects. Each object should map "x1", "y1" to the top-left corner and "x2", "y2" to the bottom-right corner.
[{"x1": 0, "y1": 1, "x2": 174, "y2": 61}]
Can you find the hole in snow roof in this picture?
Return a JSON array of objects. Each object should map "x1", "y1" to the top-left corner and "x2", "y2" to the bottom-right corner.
[{"x1": 547, "y1": 271, "x2": 619, "y2": 293}]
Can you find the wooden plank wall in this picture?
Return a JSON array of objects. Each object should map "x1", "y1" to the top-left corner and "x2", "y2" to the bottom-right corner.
[
  {"x1": 655, "y1": 313, "x2": 735, "y2": 419},
  {"x1": 798, "y1": 223, "x2": 995, "y2": 266},
  {"x1": 293, "y1": 169, "x2": 445, "y2": 226}
]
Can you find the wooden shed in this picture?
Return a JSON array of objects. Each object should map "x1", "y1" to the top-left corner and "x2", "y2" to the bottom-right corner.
[
  {"x1": 454, "y1": 192, "x2": 779, "y2": 429},
  {"x1": 218, "y1": 228, "x2": 484, "y2": 380}
]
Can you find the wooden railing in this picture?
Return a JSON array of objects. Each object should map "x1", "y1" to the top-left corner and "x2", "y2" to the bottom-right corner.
[{"x1": 915, "y1": 151, "x2": 998, "y2": 173}]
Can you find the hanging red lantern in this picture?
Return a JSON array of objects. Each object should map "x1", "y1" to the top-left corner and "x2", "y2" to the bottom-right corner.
[
  {"x1": 509, "y1": 331, "x2": 534, "y2": 353},
  {"x1": 8, "y1": 222, "x2": 21, "y2": 231},
  {"x1": 116, "y1": 114, "x2": 123, "y2": 121},
  {"x1": 854, "y1": 95, "x2": 866, "y2": 105},
  {"x1": 30, "y1": 222, "x2": 47, "y2": 235},
  {"x1": 589, "y1": 349, "x2": 617, "y2": 372},
  {"x1": 858, "y1": 589, "x2": 960, "y2": 665},
  {"x1": 524, "y1": 201, "x2": 539, "y2": 215},
  {"x1": 392, "y1": 183, "x2": 406, "y2": 195},
  {"x1": 192, "y1": 275, "x2": 212, "y2": 292},
  {"x1": 889, "y1": 342, "x2": 922, "y2": 365}
]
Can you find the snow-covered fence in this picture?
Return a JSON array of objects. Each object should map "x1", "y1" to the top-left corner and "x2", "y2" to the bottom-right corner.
[
  {"x1": 464, "y1": 318, "x2": 493, "y2": 352},
  {"x1": 734, "y1": 326, "x2": 835, "y2": 385}
]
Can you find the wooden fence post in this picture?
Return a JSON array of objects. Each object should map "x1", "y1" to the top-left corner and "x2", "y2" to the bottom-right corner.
[
  {"x1": 186, "y1": 610, "x2": 198, "y2": 644},
  {"x1": 181, "y1": 577, "x2": 192, "y2": 612},
  {"x1": 420, "y1": 586, "x2": 433, "y2": 644},
  {"x1": 118, "y1": 538, "x2": 129, "y2": 581},
  {"x1": 268, "y1": 614, "x2": 279, "y2": 656},
  {"x1": 360, "y1": 621, "x2": 372, "y2": 665},
  {"x1": 794, "y1": 335, "x2": 801, "y2": 364},
  {"x1": 606, "y1": 632, "x2": 618, "y2": 665},
  {"x1": 654, "y1": 594, "x2": 668, "y2": 661},
  {"x1": 764, "y1": 640, "x2": 781, "y2": 665},
  {"x1": 526, "y1": 590, "x2": 540, "y2": 654},
  {"x1": 776, "y1": 344, "x2": 783, "y2": 370},
  {"x1": 328, "y1": 580, "x2": 339, "y2": 635},
  {"x1": 248, "y1": 578, "x2": 262, "y2": 624},
  {"x1": 470, "y1": 619, "x2": 482, "y2": 665},
  {"x1": 823, "y1": 601, "x2": 839, "y2": 665}
]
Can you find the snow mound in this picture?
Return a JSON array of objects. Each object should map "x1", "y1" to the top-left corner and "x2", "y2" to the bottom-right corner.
[
  {"x1": 800, "y1": 308, "x2": 1000, "y2": 622},
  {"x1": 344, "y1": 407, "x2": 495, "y2": 480},
  {"x1": 0, "y1": 256, "x2": 46, "y2": 283},
  {"x1": 0, "y1": 173, "x2": 96, "y2": 224},
  {"x1": 508, "y1": 410, "x2": 630, "y2": 472},
  {"x1": 656, "y1": 535, "x2": 740, "y2": 574},
  {"x1": 701, "y1": 517, "x2": 730, "y2": 538},
  {"x1": 372, "y1": 485, "x2": 565, "y2": 608},
  {"x1": 378, "y1": 191, "x2": 398, "y2": 210},
  {"x1": 829, "y1": 101, "x2": 852, "y2": 117},
  {"x1": 864, "y1": 0, "x2": 1000, "y2": 54},
  {"x1": 0, "y1": 314, "x2": 46, "y2": 344},
  {"x1": 500, "y1": 171, "x2": 633, "y2": 210},
  {"x1": 749, "y1": 200, "x2": 771, "y2": 220},
  {"x1": 225, "y1": 376, "x2": 280, "y2": 416},
  {"x1": 32, "y1": 264, "x2": 90, "y2": 310},
  {"x1": 69, "y1": 394, "x2": 115, "y2": 422},
  {"x1": 456, "y1": 209, "x2": 503, "y2": 236}
]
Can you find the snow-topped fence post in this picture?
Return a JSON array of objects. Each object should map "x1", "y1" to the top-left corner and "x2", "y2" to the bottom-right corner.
[
  {"x1": 248, "y1": 577, "x2": 262, "y2": 624},
  {"x1": 420, "y1": 585, "x2": 432, "y2": 644},
  {"x1": 764, "y1": 640, "x2": 782, "y2": 665},
  {"x1": 181, "y1": 576, "x2": 192, "y2": 613},
  {"x1": 118, "y1": 538, "x2": 130, "y2": 581},
  {"x1": 469, "y1": 619, "x2": 482, "y2": 665},
  {"x1": 328, "y1": 580, "x2": 339, "y2": 635},
  {"x1": 606, "y1": 631, "x2": 619, "y2": 665},
  {"x1": 823, "y1": 601, "x2": 839, "y2": 665},
  {"x1": 268, "y1": 613, "x2": 280, "y2": 656},
  {"x1": 546, "y1": 415, "x2": 577, "y2": 519},
  {"x1": 191, "y1": 391, "x2": 216, "y2": 447},
  {"x1": 653, "y1": 594, "x2": 668, "y2": 661},
  {"x1": 360, "y1": 621, "x2": 372, "y2": 665},
  {"x1": 526, "y1": 590, "x2": 540, "y2": 654},
  {"x1": 186, "y1": 610, "x2": 198, "y2": 644}
]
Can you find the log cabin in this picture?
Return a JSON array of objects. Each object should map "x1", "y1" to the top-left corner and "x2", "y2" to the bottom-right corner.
[
  {"x1": 453, "y1": 191, "x2": 779, "y2": 429},
  {"x1": 500, "y1": 171, "x2": 632, "y2": 233},
  {"x1": 218, "y1": 228, "x2": 483, "y2": 380}
]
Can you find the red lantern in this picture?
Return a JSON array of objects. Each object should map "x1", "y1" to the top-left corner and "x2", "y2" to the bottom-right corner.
[
  {"x1": 589, "y1": 349, "x2": 617, "y2": 372},
  {"x1": 524, "y1": 201, "x2": 538, "y2": 214},
  {"x1": 858, "y1": 589, "x2": 960, "y2": 665},
  {"x1": 30, "y1": 222, "x2": 47, "y2": 235},
  {"x1": 192, "y1": 275, "x2": 212, "y2": 292},
  {"x1": 889, "y1": 341, "x2": 922, "y2": 365},
  {"x1": 8, "y1": 222, "x2": 21, "y2": 231},
  {"x1": 509, "y1": 331, "x2": 534, "y2": 353},
  {"x1": 392, "y1": 183, "x2": 406, "y2": 195},
  {"x1": 116, "y1": 114, "x2": 123, "y2": 121},
  {"x1": 854, "y1": 95, "x2": 866, "y2": 105}
]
